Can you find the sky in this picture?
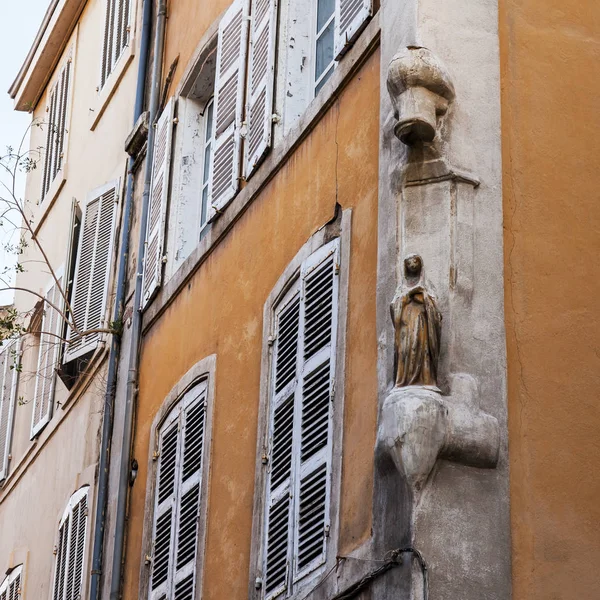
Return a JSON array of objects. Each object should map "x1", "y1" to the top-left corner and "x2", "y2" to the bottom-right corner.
[{"x1": 0, "y1": 0, "x2": 50, "y2": 305}]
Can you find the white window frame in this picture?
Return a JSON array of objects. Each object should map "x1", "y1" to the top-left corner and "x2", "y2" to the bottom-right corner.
[
  {"x1": 0, "y1": 339, "x2": 20, "y2": 482},
  {"x1": 100, "y1": 0, "x2": 133, "y2": 90},
  {"x1": 249, "y1": 215, "x2": 350, "y2": 600},
  {"x1": 51, "y1": 486, "x2": 90, "y2": 600},
  {"x1": 0, "y1": 564, "x2": 23, "y2": 600},
  {"x1": 311, "y1": 0, "x2": 337, "y2": 98},
  {"x1": 40, "y1": 44, "x2": 75, "y2": 207},
  {"x1": 139, "y1": 356, "x2": 216, "y2": 600}
]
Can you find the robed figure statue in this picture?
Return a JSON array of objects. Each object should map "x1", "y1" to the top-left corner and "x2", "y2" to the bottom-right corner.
[{"x1": 391, "y1": 254, "x2": 442, "y2": 387}]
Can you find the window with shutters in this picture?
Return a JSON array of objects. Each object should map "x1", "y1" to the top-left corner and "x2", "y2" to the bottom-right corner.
[
  {"x1": 0, "y1": 340, "x2": 20, "y2": 482},
  {"x1": 63, "y1": 181, "x2": 118, "y2": 364},
  {"x1": 0, "y1": 564, "x2": 23, "y2": 600},
  {"x1": 258, "y1": 238, "x2": 341, "y2": 600},
  {"x1": 276, "y1": 0, "x2": 372, "y2": 134},
  {"x1": 41, "y1": 50, "x2": 73, "y2": 203},
  {"x1": 147, "y1": 380, "x2": 210, "y2": 600},
  {"x1": 31, "y1": 268, "x2": 65, "y2": 439},
  {"x1": 101, "y1": 0, "x2": 131, "y2": 89},
  {"x1": 52, "y1": 487, "x2": 89, "y2": 600}
]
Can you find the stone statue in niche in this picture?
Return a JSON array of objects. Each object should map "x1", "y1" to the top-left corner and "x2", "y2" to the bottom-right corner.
[{"x1": 391, "y1": 255, "x2": 442, "y2": 388}]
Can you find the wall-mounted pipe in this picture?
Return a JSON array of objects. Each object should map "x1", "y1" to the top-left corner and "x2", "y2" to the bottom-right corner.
[
  {"x1": 88, "y1": 0, "x2": 153, "y2": 598},
  {"x1": 109, "y1": 0, "x2": 168, "y2": 597}
]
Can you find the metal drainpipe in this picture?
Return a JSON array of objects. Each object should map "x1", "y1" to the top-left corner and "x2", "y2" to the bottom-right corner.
[
  {"x1": 88, "y1": 0, "x2": 153, "y2": 598},
  {"x1": 110, "y1": 0, "x2": 168, "y2": 598}
]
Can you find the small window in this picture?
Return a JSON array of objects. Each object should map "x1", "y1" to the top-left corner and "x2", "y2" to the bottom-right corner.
[
  {"x1": 52, "y1": 487, "x2": 89, "y2": 600},
  {"x1": 30, "y1": 267, "x2": 65, "y2": 439},
  {"x1": 63, "y1": 182, "x2": 118, "y2": 363},
  {"x1": 101, "y1": 0, "x2": 131, "y2": 88},
  {"x1": 314, "y1": 0, "x2": 336, "y2": 96},
  {"x1": 259, "y1": 239, "x2": 341, "y2": 599},
  {"x1": 148, "y1": 381, "x2": 209, "y2": 600},
  {"x1": 41, "y1": 52, "x2": 72, "y2": 202},
  {"x1": 0, "y1": 339, "x2": 20, "y2": 481},
  {"x1": 0, "y1": 564, "x2": 23, "y2": 600}
]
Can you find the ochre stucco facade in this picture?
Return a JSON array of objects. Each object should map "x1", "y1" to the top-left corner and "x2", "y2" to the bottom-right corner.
[
  {"x1": 500, "y1": 1, "x2": 600, "y2": 598},
  {"x1": 124, "y1": 48, "x2": 381, "y2": 600}
]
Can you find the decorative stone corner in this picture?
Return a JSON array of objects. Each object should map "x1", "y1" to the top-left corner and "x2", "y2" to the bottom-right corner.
[
  {"x1": 387, "y1": 46, "x2": 455, "y2": 146},
  {"x1": 377, "y1": 374, "x2": 499, "y2": 501}
]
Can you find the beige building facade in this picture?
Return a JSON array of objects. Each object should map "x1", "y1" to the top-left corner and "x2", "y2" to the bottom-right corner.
[{"x1": 1, "y1": 0, "x2": 598, "y2": 600}]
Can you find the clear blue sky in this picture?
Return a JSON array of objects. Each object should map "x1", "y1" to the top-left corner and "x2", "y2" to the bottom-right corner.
[{"x1": 0, "y1": 1, "x2": 50, "y2": 304}]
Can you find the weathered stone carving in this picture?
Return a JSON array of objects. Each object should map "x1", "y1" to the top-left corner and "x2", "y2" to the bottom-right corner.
[
  {"x1": 391, "y1": 255, "x2": 442, "y2": 388},
  {"x1": 387, "y1": 46, "x2": 455, "y2": 146},
  {"x1": 377, "y1": 255, "x2": 500, "y2": 498}
]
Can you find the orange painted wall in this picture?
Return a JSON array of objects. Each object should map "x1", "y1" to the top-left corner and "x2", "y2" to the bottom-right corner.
[
  {"x1": 500, "y1": 1, "x2": 600, "y2": 598},
  {"x1": 122, "y1": 49, "x2": 381, "y2": 599}
]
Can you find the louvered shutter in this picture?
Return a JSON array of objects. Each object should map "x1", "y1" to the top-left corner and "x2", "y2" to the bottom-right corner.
[
  {"x1": 141, "y1": 98, "x2": 175, "y2": 310},
  {"x1": 150, "y1": 415, "x2": 179, "y2": 600},
  {"x1": 150, "y1": 382, "x2": 208, "y2": 600},
  {"x1": 264, "y1": 286, "x2": 299, "y2": 599},
  {"x1": 64, "y1": 183, "x2": 118, "y2": 363},
  {"x1": 0, "y1": 566, "x2": 22, "y2": 600},
  {"x1": 0, "y1": 340, "x2": 20, "y2": 481},
  {"x1": 262, "y1": 239, "x2": 340, "y2": 597},
  {"x1": 173, "y1": 385, "x2": 207, "y2": 599},
  {"x1": 294, "y1": 241, "x2": 338, "y2": 578},
  {"x1": 208, "y1": 0, "x2": 250, "y2": 219},
  {"x1": 8, "y1": 572, "x2": 20, "y2": 600},
  {"x1": 334, "y1": 0, "x2": 372, "y2": 59},
  {"x1": 102, "y1": 0, "x2": 131, "y2": 87},
  {"x1": 31, "y1": 272, "x2": 64, "y2": 438},
  {"x1": 243, "y1": 0, "x2": 277, "y2": 178},
  {"x1": 53, "y1": 488, "x2": 88, "y2": 600}
]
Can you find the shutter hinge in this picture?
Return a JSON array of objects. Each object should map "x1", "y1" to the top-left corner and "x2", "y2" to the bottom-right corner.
[
  {"x1": 144, "y1": 554, "x2": 152, "y2": 566},
  {"x1": 271, "y1": 113, "x2": 281, "y2": 124},
  {"x1": 261, "y1": 453, "x2": 269, "y2": 465},
  {"x1": 267, "y1": 335, "x2": 275, "y2": 346},
  {"x1": 331, "y1": 377, "x2": 335, "y2": 399},
  {"x1": 173, "y1": 117, "x2": 179, "y2": 125},
  {"x1": 161, "y1": 255, "x2": 168, "y2": 264},
  {"x1": 325, "y1": 524, "x2": 330, "y2": 537},
  {"x1": 152, "y1": 450, "x2": 160, "y2": 461},
  {"x1": 255, "y1": 577, "x2": 263, "y2": 590},
  {"x1": 240, "y1": 121, "x2": 248, "y2": 139},
  {"x1": 335, "y1": 260, "x2": 340, "y2": 275},
  {"x1": 53, "y1": 545, "x2": 58, "y2": 556}
]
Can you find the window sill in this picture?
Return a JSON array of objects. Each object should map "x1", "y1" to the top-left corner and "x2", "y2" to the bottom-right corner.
[
  {"x1": 89, "y1": 43, "x2": 135, "y2": 132},
  {"x1": 142, "y1": 10, "x2": 380, "y2": 331}
]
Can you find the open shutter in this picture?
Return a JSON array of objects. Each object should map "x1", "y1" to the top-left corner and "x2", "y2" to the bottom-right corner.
[
  {"x1": 334, "y1": 0, "x2": 372, "y2": 59},
  {"x1": 0, "y1": 340, "x2": 20, "y2": 481},
  {"x1": 7, "y1": 570, "x2": 20, "y2": 600},
  {"x1": 294, "y1": 240, "x2": 338, "y2": 579},
  {"x1": 244, "y1": 0, "x2": 277, "y2": 178},
  {"x1": 53, "y1": 519, "x2": 69, "y2": 600},
  {"x1": 31, "y1": 271, "x2": 64, "y2": 438},
  {"x1": 264, "y1": 286, "x2": 300, "y2": 599},
  {"x1": 64, "y1": 182, "x2": 118, "y2": 363},
  {"x1": 208, "y1": 0, "x2": 250, "y2": 219},
  {"x1": 141, "y1": 98, "x2": 175, "y2": 310},
  {"x1": 150, "y1": 415, "x2": 180, "y2": 600},
  {"x1": 172, "y1": 385, "x2": 207, "y2": 599},
  {"x1": 66, "y1": 492, "x2": 88, "y2": 600}
]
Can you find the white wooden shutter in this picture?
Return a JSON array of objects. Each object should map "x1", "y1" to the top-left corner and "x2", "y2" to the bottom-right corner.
[
  {"x1": 64, "y1": 182, "x2": 118, "y2": 363},
  {"x1": 31, "y1": 270, "x2": 65, "y2": 438},
  {"x1": 0, "y1": 565, "x2": 22, "y2": 600},
  {"x1": 141, "y1": 98, "x2": 175, "y2": 310},
  {"x1": 150, "y1": 413, "x2": 179, "y2": 600},
  {"x1": 264, "y1": 286, "x2": 300, "y2": 599},
  {"x1": 208, "y1": 0, "x2": 250, "y2": 219},
  {"x1": 173, "y1": 385, "x2": 207, "y2": 598},
  {"x1": 150, "y1": 382, "x2": 207, "y2": 600},
  {"x1": 52, "y1": 487, "x2": 89, "y2": 600},
  {"x1": 334, "y1": 0, "x2": 372, "y2": 59},
  {"x1": 262, "y1": 239, "x2": 340, "y2": 597},
  {"x1": 243, "y1": 0, "x2": 277, "y2": 178},
  {"x1": 101, "y1": 0, "x2": 131, "y2": 87},
  {"x1": 0, "y1": 340, "x2": 20, "y2": 481}
]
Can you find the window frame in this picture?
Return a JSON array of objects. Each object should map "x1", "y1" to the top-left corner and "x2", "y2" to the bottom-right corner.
[
  {"x1": 0, "y1": 339, "x2": 21, "y2": 482},
  {"x1": 249, "y1": 213, "x2": 351, "y2": 600},
  {"x1": 0, "y1": 564, "x2": 23, "y2": 600},
  {"x1": 139, "y1": 355, "x2": 217, "y2": 600}
]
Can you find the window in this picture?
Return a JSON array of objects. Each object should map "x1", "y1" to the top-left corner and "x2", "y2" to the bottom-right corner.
[
  {"x1": 0, "y1": 340, "x2": 20, "y2": 482},
  {"x1": 63, "y1": 182, "x2": 118, "y2": 363},
  {"x1": 277, "y1": 0, "x2": 373, "y2": 133},
  {"x1": 260, "y1": 239, "x2": 340, "y2": 599},
  {"x1": 52, "y1": 487, "x2": 89, "y2": 600},
  {"x1": 31, "y1": 268, "x2": 64, "y2": 438},
  {"x1": 0, "y1": 565, "x2": 23, "y2": 600},
  {"x1": 199, "y1": 98, "x2": 215, "y2": 231},
  {"x1": 101, "y1": 0, "x2": 131, "y2": 88},
  {"x1": 148, "y1": 381, "x2": 209, "y2": 600},
  {"x1": 41, "y1": 53, "x2": 72, "y2": 201}
]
